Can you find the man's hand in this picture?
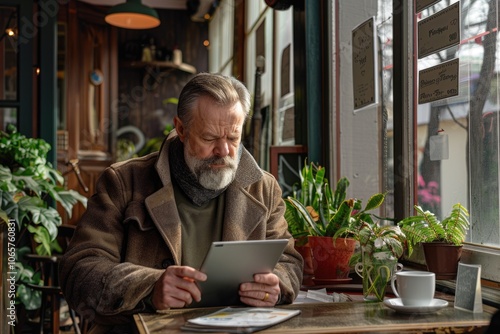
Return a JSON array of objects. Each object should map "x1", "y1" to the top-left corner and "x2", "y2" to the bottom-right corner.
[
  {"x1": 239, "y1": 273, "x2": 281, "y2": 306},
  {"x1": 151, "y1": 266, "x2": 207, "y2": 310}
]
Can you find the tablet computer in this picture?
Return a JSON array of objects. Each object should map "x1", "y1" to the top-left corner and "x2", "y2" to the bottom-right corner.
[{"x1": 188, "y1": 239, "x2": 289, "y2": 308}]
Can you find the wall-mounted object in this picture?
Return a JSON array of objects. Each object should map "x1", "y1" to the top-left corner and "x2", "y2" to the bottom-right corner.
[{"x1": 105, "y1": 0, "x2": 160, "y2": 29}]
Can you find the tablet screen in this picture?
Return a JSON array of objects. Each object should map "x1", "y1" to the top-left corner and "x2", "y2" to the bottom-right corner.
[{"x1": 188, "y1": 239, "x2": 289, "y2": 308}]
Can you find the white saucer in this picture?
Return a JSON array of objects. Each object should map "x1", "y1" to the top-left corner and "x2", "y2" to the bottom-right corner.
[{"x1": 383, "y1": 298, "x2": 449, "y2": 314}]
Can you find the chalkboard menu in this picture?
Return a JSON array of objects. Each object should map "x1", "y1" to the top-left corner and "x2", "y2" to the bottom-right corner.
[{"x1": 454, "y1": 263, "x2": 483, "y2": 313}]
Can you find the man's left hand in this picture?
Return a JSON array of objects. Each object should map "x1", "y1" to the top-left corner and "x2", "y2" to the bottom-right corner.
[{"x1": 239, "y1": 273, "x2": 281, "y2": 306}]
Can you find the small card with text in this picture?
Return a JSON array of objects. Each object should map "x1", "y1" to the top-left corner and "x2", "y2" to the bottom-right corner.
[{"x1": 454, "y1": 263, "x2": 483, "y2": 313}]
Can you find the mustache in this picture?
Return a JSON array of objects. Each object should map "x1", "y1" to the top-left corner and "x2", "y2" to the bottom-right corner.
[{"x1": 201, "y1": 156, "x2": 236, "y2": 168}]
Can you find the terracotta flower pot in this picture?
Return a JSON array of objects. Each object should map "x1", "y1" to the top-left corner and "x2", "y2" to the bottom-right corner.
[
  {"x1": 295, "y1": 242, "x2": 314, "y2": 276},
  {"x1": 308, "y1": 236, "x2": 357, "y2": 281},
  {"x1": 422, "y1": 242, "x2": 463, "y2": 280}
]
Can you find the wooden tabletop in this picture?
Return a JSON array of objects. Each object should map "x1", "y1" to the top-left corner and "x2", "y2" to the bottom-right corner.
[{"x1": 134, "y1": 298, "x2": 495, "y2": 334}]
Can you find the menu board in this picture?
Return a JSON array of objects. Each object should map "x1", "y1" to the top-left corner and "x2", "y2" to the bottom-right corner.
[
  {"x1": 418, "y1": 2, "x2": 460, "y2": 59},
  {"x1": 352, "y1": 17, "x2": 377, "y2": 110},
  {"x1": 455, "y1": 263, "x2": 483, "y2": 313},
  {"x1": 419, "y1": 58, "x2": 459, "y2": 104}
]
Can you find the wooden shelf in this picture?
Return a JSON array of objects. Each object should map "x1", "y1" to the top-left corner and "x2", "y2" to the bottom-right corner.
[{"x1": 120, "y1": 60, "x2": 197, "y2": 74}]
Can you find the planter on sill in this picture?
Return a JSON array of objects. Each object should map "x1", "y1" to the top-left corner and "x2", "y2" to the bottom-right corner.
[
  {"x1": 308, "y1": 236, "x2": 357, "y2": 282},
  {"x1": 422, "y1": 242, "x2": 463, "y2": 280}
]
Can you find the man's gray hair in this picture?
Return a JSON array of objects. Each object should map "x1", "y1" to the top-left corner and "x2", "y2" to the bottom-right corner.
[{"x1": 177, "y1": 73, "x2": 251, "y2": 129}]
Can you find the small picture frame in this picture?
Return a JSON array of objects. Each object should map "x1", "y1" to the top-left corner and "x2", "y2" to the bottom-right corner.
[{"x1": 454, "y1": 263, "x2": 483, "y2": 313}]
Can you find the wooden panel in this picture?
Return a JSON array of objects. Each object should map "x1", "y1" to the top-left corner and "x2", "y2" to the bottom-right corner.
[{"x1": 57, "y1": 1, "x2": 116, "y2": 225}]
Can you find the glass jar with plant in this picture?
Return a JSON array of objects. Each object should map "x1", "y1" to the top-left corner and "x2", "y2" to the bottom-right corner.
[
  {"x1": 0, "y1": 125, "x2": 87, "y2": 313},
  {"x1": 336, "y1": 220, "x2": 405, "y2": 302}
]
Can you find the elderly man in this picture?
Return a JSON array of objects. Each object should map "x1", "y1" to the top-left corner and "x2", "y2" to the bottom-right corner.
[{"x1": 60, "y1": 72, "x2": 303, "y2": 332}]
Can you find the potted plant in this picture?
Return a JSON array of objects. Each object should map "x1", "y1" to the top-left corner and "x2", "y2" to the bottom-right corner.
[
  {"x1": 284, "y1": 161, "x2": 323, "y2": 279},
  {"x1": 337, "y1": 219, "x2": 406, "y2": 301},
  {"x1": 0, "y1": 125, "x2": 87, "y2": 317},
  {"x1": 285, "y1": 161, "x2": 387, "y2": 283},
  {"x1": 398, "y1": 203, "x2": 470, "y2": 279}
]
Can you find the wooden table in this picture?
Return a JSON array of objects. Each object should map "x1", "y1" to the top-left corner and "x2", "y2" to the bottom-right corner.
[{"x1": 134, "y1": 299, "x2": 495, "y2": 333}]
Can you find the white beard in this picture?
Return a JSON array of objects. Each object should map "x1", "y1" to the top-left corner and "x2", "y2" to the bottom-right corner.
[{"x1": 184, "y1": 144, "x2": 243, "y2": 190}]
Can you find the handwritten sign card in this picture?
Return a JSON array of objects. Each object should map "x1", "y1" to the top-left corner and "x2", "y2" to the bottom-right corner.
[
  {"x1": 454, "y1": 263, "x2": 483, "y2": 313},
  {"x1": 418, "y1": 2, "x2": 460, "y2": 59},
  {"x1": 352, "y1": 17, "x2": 377, "y2": 110},
  {"x1": 419, "y1": 58, "x2": 459, "y2": 104}
]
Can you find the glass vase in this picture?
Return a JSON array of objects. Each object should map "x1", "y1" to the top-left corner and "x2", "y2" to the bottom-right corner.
[{"x1": 355, "y1": 248, "x2": 403, "y2": 302}]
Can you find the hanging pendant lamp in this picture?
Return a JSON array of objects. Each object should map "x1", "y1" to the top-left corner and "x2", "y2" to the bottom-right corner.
[{"x1": 105, "y1": 0, "x2": 160, "y2": 29}]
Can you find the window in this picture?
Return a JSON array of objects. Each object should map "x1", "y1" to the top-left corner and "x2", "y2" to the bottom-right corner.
[
  {"x1": 416, "y1": 0, "x2": 500, "y2": 247},
  {"x1": 332, "y1": 0, "x2": 500, "y2": 283},
  {"x1": 0, "y1": 5, "x2": 18, "y2": 130}
]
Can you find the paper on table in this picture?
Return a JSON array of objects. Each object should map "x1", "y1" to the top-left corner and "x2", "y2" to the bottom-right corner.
[
  {"x1": 181, "y1": 307, "x2": 301, "y2": 333},
  {"x1": 292, "y1": 289, "x2": 352, "y2": 304}
]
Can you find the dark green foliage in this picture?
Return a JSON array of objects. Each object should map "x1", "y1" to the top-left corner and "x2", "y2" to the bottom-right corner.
[{"x1": 0, "y1": 125, "x2": 87, "y2": 309}]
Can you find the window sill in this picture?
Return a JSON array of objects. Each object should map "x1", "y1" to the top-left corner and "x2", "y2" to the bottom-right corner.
[
  {"x1": 401, "y1": 243, "x2": 500, "y2": 308},
  {"x1": 436, "y1": 279, "x2": 500, "y2": 309}
]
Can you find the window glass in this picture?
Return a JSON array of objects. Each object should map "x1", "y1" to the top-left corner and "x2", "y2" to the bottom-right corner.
[
  {"x1": 57, "y1": 22, "x2": 66, "y2": 131},
  {"x1": 0, "y1": 6, "x2": 18, "y2": 102},
  {"x1": 336, "y1": 0, "x2": 394, "y2": 218},
  {"x1": 416, "y1": 0, "x2": 500, "y2": 247},
  {"x1": 377, "y1": 0, "x2": 395, "y2": 219},
  {"x1": 0, "y1": 6, "x2": 18, "y2": 130},
  {"x1": 0, "y1": 107, "x2": 16, "y2": 130}
]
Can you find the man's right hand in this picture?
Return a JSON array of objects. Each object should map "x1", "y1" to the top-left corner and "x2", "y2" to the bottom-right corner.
[{"x1": 151, "y1": 265, "x2": 207, "y2": 309}]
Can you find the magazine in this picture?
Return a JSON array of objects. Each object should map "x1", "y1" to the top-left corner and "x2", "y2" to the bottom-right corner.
[{"x1": 181, "y1": 307, "x2": 301, "y2": 333}]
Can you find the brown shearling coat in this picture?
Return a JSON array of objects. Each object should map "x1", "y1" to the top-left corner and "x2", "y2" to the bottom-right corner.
[{"x1": 59, "y1": 134, "x2": 303, "y2": 330}]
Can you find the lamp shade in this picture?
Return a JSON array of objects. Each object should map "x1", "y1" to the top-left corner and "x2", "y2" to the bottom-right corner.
[{"x1": 105, "y1": 0, "x2": 160, "y2": 29}]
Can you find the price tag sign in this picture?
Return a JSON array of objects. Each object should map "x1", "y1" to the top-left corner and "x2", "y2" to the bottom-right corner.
[
  {"x1": 454, "y1": 263, "x2": 483, "y2": 313},
  {"x1": 352, "y1": 17, "x2": 377, "y2": 110},
  {"x1": 419, "y1": 58, "x2": 459, "y2": 104},
  {"x1": 418, "y1": 2, "x2": 460, "y2": 59}
]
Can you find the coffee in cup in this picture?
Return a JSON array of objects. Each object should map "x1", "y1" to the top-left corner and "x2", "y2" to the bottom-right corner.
[{"x1": 390, "y1": 271, "x2": 435, "y2": 306}]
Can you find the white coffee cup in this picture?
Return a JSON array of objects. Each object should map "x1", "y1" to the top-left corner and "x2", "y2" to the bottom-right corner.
[{"x1": 390, "y1": 271, "x2": 435, "y2": 306}]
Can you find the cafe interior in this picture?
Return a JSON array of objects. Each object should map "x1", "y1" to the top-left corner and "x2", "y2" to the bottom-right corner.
[{"x1": 1, "y1": 0, "x2": 500, "y2": 333}]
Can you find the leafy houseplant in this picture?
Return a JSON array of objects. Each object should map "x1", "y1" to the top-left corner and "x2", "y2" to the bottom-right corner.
[
  {"x1": 285, "y1": 161, "x2": 387, "y2": 240},
  {"x1": 398, "y1": 203, "x2": 470, "y2": 279},
  {"x1": 284, "y1": 161, "x2": 389, "y2": 281},
  {"x1": 0, "y1": 125, "x2": 87, "y2": 310},
  {"x1": 349, "y1": 221, "x2": 406, "y2": 301}
]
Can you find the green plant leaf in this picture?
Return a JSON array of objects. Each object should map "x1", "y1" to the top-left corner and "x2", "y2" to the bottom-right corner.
[
  {"x1": 333, "y1": 177, "x2": 349, "y2": 210},
  {"x1": 285, "y1": 200, "x2": 308, "y2": 238},
  {"x1": 27, "y1": 224, "x2": 54, "y2": 255},
  {"x1": 286, "y1": 197, "x2": 324, "y2": 236},
  {"x1": 16, "y1": 284, "x2": 41, "y2": 310},
  {"x1": 364, "y1": 193, "x2": 386, "y2": 211},
  {"x1": 56, "y1": 189, "x2": 88, "y2": 217},
  {"x1": 326, "y1": 199, "x2": 354, "y2": 236},
  {"x1": 441, "y1": 203, "x2": 470, "y2": 245}
]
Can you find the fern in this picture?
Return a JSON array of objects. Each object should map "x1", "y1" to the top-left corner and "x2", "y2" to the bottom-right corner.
[
  {"x1": 398, "y1": 203, "x2": 470, "y2": 255},
  {"x1": 441, "y1": 203, "x2": 470, "y2": 245}
]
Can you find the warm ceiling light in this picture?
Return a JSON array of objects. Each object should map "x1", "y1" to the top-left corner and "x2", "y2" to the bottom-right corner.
[
  {"x1": 6, "y1": 28, "x2": 17, "y2": 37},
  {"x1": 105, "y1": 0, "x2": 160, "y2": 29}
]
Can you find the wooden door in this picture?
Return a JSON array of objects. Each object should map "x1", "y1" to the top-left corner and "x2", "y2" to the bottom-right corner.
[{"x1": 57, "y1": 1, "x2": 118, "y2": 225}]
